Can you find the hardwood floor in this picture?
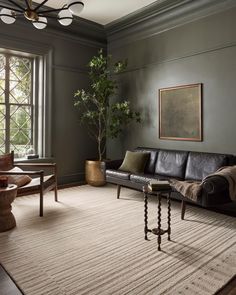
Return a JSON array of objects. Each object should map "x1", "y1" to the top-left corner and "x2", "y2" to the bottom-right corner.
[
  {"x1": 216, "y1": 275, "x2": 236, "y2": 295},
  {"x1": 0, "y1": 265, "x2": 23, "y2": 295},
  {"x1": 0, "y1": 262, "x2": 235, "y2": 295}
]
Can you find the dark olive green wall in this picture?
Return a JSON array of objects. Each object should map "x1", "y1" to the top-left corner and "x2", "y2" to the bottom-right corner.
[{"x1": 107, "y1": 5, "x2": 236, "y2": 158}]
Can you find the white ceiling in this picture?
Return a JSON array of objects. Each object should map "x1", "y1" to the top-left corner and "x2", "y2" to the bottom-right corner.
[{"x1": 33, "y1": 0, "x2": 159, "y2": 25}]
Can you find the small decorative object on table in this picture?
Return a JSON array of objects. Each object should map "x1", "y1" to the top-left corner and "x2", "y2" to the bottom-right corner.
[
  {"x1": 143, "y1": 180, "x2": 172, "y2": 251},
  {"x1": 148, "y1": 179, "x2": 171, "y2": 191},
  {"x1": 26, "y1": 146, "x2": 39, "y2": 159},
  {"x1": 27, "y1": 154, "x2": 39, "y2": 159}
]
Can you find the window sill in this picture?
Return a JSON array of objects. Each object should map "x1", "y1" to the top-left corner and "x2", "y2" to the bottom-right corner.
[{"x1": 15, "y1": 157, "x2": 54, "y2": 163}]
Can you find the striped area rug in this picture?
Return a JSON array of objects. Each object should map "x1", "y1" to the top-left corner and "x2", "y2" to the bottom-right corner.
[{"x1": 0, "y1": 185, "x2": 236, "y2": 295}]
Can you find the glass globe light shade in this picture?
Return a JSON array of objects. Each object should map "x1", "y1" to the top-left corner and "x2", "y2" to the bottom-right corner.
[
  {"x1": 67, "y1": 1, "x2": 84, "y2": 15},
  {"x1": 58, "y1": 9, "x2": 73, "y2": 26},
  {"x1": 0, "y1": 8, "x2": 16, "y2": 24},
  {"x1": 33, "y1": 16, "x2": 47, "y2": 29}
]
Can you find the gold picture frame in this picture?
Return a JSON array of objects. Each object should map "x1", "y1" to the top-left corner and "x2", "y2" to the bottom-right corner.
[{"x1": 159, "y1": 83, "x2": 202, "y2": 141}]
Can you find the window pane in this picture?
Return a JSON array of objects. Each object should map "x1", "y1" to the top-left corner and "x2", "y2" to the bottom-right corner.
[
  {"x1": 10, "y1": 80, "x2": 31, "y2": 104},
  {"x1": 9, "y1": 56, "x2": 32, "y2": 104},
  {"x1": 0, "y1": 79, "x2": 5, "y2": 103},
  {"x1": 9, "y1": 57, "x2": 31, "y2": 80},
  {"x1": 0, "y1": 53, "x2": 34, "y2": 157},
  {"x1": 0, "y1": 104, "x2": 6, "y2": 154},
  {"x1": 10, "y1": 105, "x2": 32, "y2": 155},
  {"x1": 0, "y1": 55, "x2": 5, "y2": 103},
  {"x1": 0, "y1": 54, "x2": 5, "y2": 79}
]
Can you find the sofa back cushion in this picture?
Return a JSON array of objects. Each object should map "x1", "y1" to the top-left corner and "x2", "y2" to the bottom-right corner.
[
  {"x1": 185, "y1": 152, "x2": 228, "y2": 181},
  {"x1": 155, "y1": 150, "x2": 188, "y2": 179},
  {"x1": 134, "y1": 147, "x2": 159, "y2": 174}
]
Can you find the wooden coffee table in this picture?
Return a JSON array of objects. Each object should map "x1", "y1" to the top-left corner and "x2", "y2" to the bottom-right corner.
[
  {"x1": 0, "y1": 185, "x2": 18, "y2": 232},
  {"x1": 143, "y1": 185, "x2": 172, "y2": 251}
]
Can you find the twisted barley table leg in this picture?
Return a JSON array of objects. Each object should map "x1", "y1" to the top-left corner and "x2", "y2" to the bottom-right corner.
[
  {"x1": 144, "y1": 191, "x2": 148, "y2": 240},
  {"x1": 167, "y1": 192, "x2": 171, "y2": 241}
]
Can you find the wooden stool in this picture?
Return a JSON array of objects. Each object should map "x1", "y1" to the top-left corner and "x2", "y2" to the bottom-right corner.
[{"x1": 0, "y1": 185, "x2": 17, "y2": 232}]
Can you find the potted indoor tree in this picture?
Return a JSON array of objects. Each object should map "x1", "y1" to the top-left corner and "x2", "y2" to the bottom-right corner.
[{"x1": 74, "y1": 49, "x2": 141, "y2": 186}]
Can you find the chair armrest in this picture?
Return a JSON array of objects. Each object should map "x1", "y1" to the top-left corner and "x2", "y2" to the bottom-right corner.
[
  {"x1": 16, "y1": 163, "x2": 56, "y2": 168},
  {"x1": 0, "y1": 170, "x2": 44, "y2": 176},
  {"x1": 105, "y1": 159, "x2": 123, "y2": 170},
  {"x1": 202, "y1": 175, "x2": 229, "y2": 194},
  {"x1": 16, "y1": 163, "x2": 57, "y2": 174}
]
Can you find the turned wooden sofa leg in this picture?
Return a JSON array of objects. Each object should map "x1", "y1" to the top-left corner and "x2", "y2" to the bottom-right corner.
[
  {"x1": 39, "y1": 173, "x2": 44, "y2": 217},
  {"x1": 54, "y1": 164, "x2": 58, "y2": 202},
  {"x1": 181, "y1": 200, "x2": 186, "y2": 220},
  {"x1": 117, "y1": 185, "x2": 121, "y2": 199},
  {"x1": 54, "y1": 185, "x2": 58, "y2": 202}
]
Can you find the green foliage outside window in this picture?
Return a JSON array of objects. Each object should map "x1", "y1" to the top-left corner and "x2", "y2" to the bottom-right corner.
[{"x1": 0, "y1": 54, "x2": 33, "y2": 157}]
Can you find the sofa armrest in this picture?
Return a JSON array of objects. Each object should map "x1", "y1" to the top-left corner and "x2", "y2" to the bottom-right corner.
[
  {"x1": 105, "y1": 159, "x2": 123, "y2": 170},
  {"x1": 202, "y1": 175, "x2": 229, "y2": 194}
]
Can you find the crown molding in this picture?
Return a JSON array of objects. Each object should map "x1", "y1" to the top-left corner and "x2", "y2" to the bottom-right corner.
[
  {"x1": 106, "y1": 0, "x2": 236, "y2": 48},
  {"x1": 106, "y1": 0, "x2": 190, "y2": 33}
]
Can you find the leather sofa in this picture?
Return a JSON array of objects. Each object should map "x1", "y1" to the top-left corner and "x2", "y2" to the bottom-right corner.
[{"x1": 105, "y1": 147, "x2": 236, "y2": 218}]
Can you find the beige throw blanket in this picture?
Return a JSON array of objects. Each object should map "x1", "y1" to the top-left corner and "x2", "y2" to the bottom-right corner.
[
  {"x1": 171, "y1": 165, "x2": 236, "y2": 202},
  {"x1": 170, "y1": 180, "x2": 202, "y2": 202}
]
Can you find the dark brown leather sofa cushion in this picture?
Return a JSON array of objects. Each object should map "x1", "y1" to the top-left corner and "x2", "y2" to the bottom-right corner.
[
  {"x1": 130, "y1": 173, "x2": 154, "y2": 184},
  {"x1": 185, "y1": 152, "x2": 228, "y2": 181},
  {"x1": 130, "y1": 173, "x2": 169, "y2": 184},
  {"x1": 106, "y1": 169, "x2": 130, "y2": 180},
  {"x1": 134, "y1": 147, "x2": 159, "y2": 174},
  {"x1": 155, "y1": 150, "x2": 188, "y2": 179}
]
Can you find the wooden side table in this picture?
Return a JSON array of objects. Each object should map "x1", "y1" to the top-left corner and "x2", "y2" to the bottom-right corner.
[
  {"x1": 143, "y1": 185, "x2": 172, "y2": 251},
  {"x1": 0, "y1": 185, "x2": 17, "y2": 232}
]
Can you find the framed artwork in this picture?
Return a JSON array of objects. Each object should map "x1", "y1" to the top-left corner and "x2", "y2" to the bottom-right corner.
[{"x1": 159, "y1": 83, "x2": 202, "y2": 141}]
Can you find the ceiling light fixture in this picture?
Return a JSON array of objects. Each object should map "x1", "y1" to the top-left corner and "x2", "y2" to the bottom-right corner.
[{"x1": 0, "y1": 0, "x2": 84, "y2": 29}]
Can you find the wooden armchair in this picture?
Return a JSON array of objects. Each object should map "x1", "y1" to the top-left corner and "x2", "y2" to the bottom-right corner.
[{"x1": 0, "y1": 152, "x2": 58, "y2": 217}]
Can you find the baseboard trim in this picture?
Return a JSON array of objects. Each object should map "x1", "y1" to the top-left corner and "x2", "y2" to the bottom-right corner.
[
  {"x1": 58, "y1": 173, "x2": 85, "y2": 186},
  {"x1": 58, "y1": 181, "x2": 86, "y2": 189},
  {"x1": 107, "y1": 0, "x2": 236, "y2": 48}
]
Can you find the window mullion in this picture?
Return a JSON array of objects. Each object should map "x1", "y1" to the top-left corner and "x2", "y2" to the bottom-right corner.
[
  {"x1": 5, "y1": 55, "x2": 10, "y2": 153},
  {"x1": 30, "y1": 59, "x2": 34, "y2": 152}
]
